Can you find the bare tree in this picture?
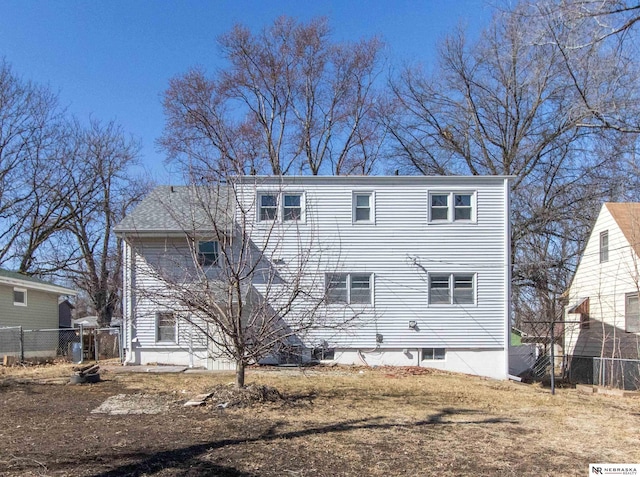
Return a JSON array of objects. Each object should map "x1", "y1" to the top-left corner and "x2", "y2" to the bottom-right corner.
[
  {"x1": 386, "y1": 4, "x2": 637, "y2": 332},
  {"x1": 62, "y1": 119, "x2": 149, "y2": 327},
  {"x1": 0, "y1": 59, "x2": 71, "y2": 273},
  {"x1": 521, "y1": 0, "x2": 640, "y2": 134},
  {"x1": 159, "y1": 16, "x2": 388, "y2": 178},
  {"x1": 128, "y1": 182, "x2": 366, "y2": 387}
]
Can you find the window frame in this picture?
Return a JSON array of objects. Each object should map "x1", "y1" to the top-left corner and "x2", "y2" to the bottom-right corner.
[
  {"x1": 429, "y1": 273, "x2": 476, "y2": 306},
  {"x1": 197, "y1": 240, "x2": 219, "y2": 267},
  {"x1": 13, "y1": 287, "x2": 27, "y2": 307},
  {"x1": 257, "y1": 191, "x2": 305, "y2": 223},
  {"x1": 421, "y1": 348, "x2": 446, "y2": 361},
  {"x1": 282, "y1": 192, "x2": 304, "y2": 222},
  {"x1": 325, "y1": 272, "x2": 373, "y2": 305},
  {"x1": 258, "y1": 193, "x2": 279, "y2": 222},
  {"x1": 352, "y1": 191, "x2": 375, "y2": 224},
  {"x1": 600, "y1": 230, "x2": 609, "y2": 263},
  {"x1": 156, "y1": 311, "x2": 177, "y2": 343},
  {"x1": 625, "y1": 292, "x2": 640, "y2": 333},
  {"x1": 428, "y1": 191, "x2": 476, "y2": 224}
]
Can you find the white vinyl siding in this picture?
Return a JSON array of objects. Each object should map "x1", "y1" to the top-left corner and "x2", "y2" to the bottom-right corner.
[
  {"x1": 237, "y1": 177, "x2": 508, "y2": 351},
  {"x1": 564, "y1": 204, "x2": 640, "y2": 359}
]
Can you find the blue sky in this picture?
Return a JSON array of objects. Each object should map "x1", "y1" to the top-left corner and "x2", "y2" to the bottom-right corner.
[{"x1": 0, "y1": 1, "x2": 495, "y2": 183}]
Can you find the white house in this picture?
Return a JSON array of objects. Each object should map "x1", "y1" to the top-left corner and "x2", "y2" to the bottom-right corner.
[
  {"x1": 115, "y1": 176, "x2": 512, "y2": 379},
  {"x1": 564, "y1": 203, "x2": 640, "y2": 366}
]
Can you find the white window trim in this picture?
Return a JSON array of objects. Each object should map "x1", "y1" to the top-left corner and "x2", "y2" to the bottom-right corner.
[
  {"x1": 625, "y1": 292, "x2": 640, "y2": 333},
  {"x1": 155, "y1": 311, "x2": 177, "y2": 344},
  {"x1": 13, "y1": 287, "x2": 27, "y2": 307},
  {"x1": 427, "y1": 191, "x2": 477, "y2": 224},
  {"x1": 352, "y1": 191, "x2": 375, "y2": 224},
  {"x1": 282, "y1": 191, "x2": 305, "y2": 223},
  {"x1": 325, "y1": 272, "x2": 374, "y2": 305},
  {"x1": 599, "y1": 230, "x2": 609, "y2": 263},
  {"x1": 428, "y1": 273, "x2": 476, "y2": 306},
  {"x1": 257, "y1": 191, "x2": 306, "y2": 224},
  {"x1": 257, "y1": 192, "x2": 279, "y2": 223}
]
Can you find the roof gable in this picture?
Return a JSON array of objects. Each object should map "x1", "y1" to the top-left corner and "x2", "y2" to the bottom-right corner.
[
  {"x1": 605, "y1": 202, "x2": 640, "y2": 257},
  {"x1": 115, "y1": 185, "x2": 234, "y2": 235}
]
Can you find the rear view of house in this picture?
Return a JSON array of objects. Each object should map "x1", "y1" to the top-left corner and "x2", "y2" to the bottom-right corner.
[{"x1": 117, "y1": 175, "x2": 512, "y2": 379}]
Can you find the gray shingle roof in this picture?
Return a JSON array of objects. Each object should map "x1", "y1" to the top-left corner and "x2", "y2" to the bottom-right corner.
[{"x1": 115, "y1": 185, "x2": 234, "y2": 234}]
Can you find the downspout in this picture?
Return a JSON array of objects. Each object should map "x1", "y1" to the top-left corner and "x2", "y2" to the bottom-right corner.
[
  {"x1": 123, "y1": 238, "x2": 137, "y2": 365},
  {"x1": 504, "y1": 177, "x2": 512, "y2": 379}
]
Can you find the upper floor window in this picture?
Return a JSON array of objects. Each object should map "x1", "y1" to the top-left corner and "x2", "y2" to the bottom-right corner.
[
  {"x1": 13, "y1": 288, "x2": 27, "y2": 306},
  {"x1": 156, "y1": 311, "x2": 176, "y2": 343},
  {"x1": 197, "y1": 241, "x2": 219, "y2": 266},
  {"x1": 283, "y1": 194, "x2": 302, "y2": 221},
  {"x1": 429, "y1": 192, "x2": 475, "y2": 223},
  {"x1": 600, "y1": 230, "x2": 609, "y2": 263},
  {"x1": 258, "y1": 192, "x2": 304, "y2": 223},
  {"x1": 353, "y1": 192, "x2": 374, "y2": 223},
  {"x1": 259, "y1": 193, "x2": 278, "y2": 221},
  {"x1": 625, "y1": 292, "x2": 640, "y2": 333},
  {"x1": 325, "y1": 273, "x2": 373, "y2": 305},
  {"x1": 429, "y1": 273, "x2": 475, "y2": 305}
]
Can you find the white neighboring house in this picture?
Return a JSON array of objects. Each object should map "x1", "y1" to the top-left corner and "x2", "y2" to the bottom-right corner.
[
  {"x1": 115, "y1": 176, "x2": 512, "y2": 379},
  {"x1": 564, "y1": 203, "x2": 640, "y2": 365}
]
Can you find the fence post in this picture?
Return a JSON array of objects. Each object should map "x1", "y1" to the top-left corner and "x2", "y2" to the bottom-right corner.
[
  {"x1": 94, "y1": 329, "x2": 98, "y2": 362},
  {"x1": 118, "y1": 327, "x2": 124, "y2": 363},
  {"x1": 19, "y1": 326, "x2": 24, "y2": 363},
  {"x1": 79, "y1": 324, "x2": 84, "y2": 364}
]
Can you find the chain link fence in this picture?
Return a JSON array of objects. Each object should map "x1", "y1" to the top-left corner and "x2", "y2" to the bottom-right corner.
[
  {"x1": 593, "y1": 357, "x2": 640, "y2": 391},
  {"x1": 0, "y1": 326, "x2": 122, "y2": 364},
  {"x1": 565, "y1": 355, "x2": 640, "y2": 391}
]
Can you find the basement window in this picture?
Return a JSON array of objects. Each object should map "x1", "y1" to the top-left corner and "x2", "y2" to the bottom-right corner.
[{"x1": 422, "y1": 348, "x2": 446, "y2": 360}]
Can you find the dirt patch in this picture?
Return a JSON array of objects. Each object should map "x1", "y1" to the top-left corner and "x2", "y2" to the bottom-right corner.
[
  {"x1": 0, "y1": 365, "x2": 639, "y2": 476},
  {"x1": 91, "y1": 393, "x2": 175, "y2": 415}
]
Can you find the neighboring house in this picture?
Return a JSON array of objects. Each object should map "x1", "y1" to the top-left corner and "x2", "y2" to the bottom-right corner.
[
  {"x1": 115, "y1": 176, "x2": 512, "y2": 380},
  {"x1": 564, "y1": 203, "x2": 640, "y2": 375},
  {"x1": 0, "y1": 269, "x2": 77, "y2": 358}
]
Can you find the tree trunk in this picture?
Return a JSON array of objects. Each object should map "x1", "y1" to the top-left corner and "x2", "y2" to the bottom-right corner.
[{"x1": 235, "y1": 360, "x2": 245, "y2": 388}]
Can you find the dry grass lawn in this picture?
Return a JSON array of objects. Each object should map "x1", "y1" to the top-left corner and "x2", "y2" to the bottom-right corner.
[{"x1": 1, "y1": 363, "x2": 639, "y2": 476}]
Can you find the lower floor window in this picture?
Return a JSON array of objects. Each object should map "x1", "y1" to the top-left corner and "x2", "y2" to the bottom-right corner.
[
  {"x1": 429, "y1": 273, "x2": 475, "y2": 305},
  {"x1": 422, "y1": 348, "x2": 446, "y2": 360},
  {"x1": 325, "y1": 272, "x2": 372, "y2": 305},
  {"x1": 312, "y1": 346, "x2": 335, "y2": 361},
  {"x1": 625, "y1": 292, "x2": 640, "y2": 333},
  {"x1": 156, "y1": 311, "x2": 176, "y2": 342}
]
